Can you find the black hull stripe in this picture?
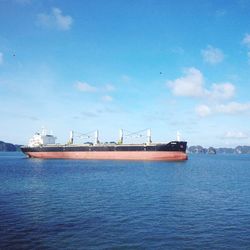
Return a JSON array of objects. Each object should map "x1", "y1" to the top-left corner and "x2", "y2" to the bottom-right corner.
[{"x1": 21, "y1": 141, "x2": 187, "y2": 153}]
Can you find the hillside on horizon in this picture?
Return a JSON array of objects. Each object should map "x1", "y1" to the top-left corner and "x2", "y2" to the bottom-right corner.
[{"x1": 0, "y1": 141, "x2": 21, "y2": 152}]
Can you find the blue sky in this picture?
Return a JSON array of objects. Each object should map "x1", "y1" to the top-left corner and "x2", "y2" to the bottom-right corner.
[{"x1": 1, "y1": 0, "x2": 250, "y2": 147}]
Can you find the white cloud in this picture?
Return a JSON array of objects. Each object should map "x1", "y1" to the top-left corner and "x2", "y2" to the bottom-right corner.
[
  {"x1": 75, "y1": 82, "x2": 116, "y2": 95},
  {"x1": 222, "y1": 131, "x2": 248, "y2": 139},
  {"x1": 168, "y1": 67, "x2": 235, "y2": 100},
  {"x1": 76, "y1": 82, "x2": 97, "y2": 92},
  {"x1": 196, "y1": 105, "x2": 211, "y2": 117},
  {"x1": 167, "y1": 67, "x2": 205, "y2": 97},
  {"x1": 0, "y1": 52, "x2": 3, "y2": 65},
  {"x1": 209, "y1": 83, "x2": 235, "y2": 100},
  {"x1": 242, "y1": 33, "x2": 250, "y2": 48},
  {"x1": 242, "y1": 34, "x2": 250, "y2": 62},
  {"x1": 196, "y1": 102, "x2": 250, "y2": 117},
  {"x1": 201, "y1": 45, "x2": 224, "y2": 64},
  {"x1": 216, "y1": 102, "x2": 250, "y2": 114},
  {"x1": 102, "y1": 95, "x2": 113, "y2": 102},
  {"x1": 37, "y1": 8, "x2": 73, "y2": 31}
]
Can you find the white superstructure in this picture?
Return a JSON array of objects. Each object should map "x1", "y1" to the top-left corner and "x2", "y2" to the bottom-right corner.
[{"x1": 28, "y1": 129, "x2": 57, "y2": 147}]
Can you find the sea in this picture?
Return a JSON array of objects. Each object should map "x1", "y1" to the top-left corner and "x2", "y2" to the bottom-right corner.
[{"x1": 1, "y1": 152, "x2": 250, "y2": 249}]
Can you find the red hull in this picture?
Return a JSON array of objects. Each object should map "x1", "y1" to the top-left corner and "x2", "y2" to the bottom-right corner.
[{"x1": 25, "y1": 151, "x2": 188, "y2": 161}]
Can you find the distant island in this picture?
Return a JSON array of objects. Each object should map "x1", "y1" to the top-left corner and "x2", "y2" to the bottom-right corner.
[
  {"x1": 1, "y1": 140, "x2": 250, "y2": 154},
  {"x1": 0, "y1": 141, "x2": 21, "y2": 152},
  {"x1": 188, "y1": 145, "x2": 250, "y2": 154}
]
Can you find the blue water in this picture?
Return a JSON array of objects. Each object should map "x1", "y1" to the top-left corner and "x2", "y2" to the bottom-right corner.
[{"x1": 1, "y1": 153, "x2": 250, "y2": 249}]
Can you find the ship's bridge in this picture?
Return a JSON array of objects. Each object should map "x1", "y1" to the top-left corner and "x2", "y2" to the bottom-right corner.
[{"x1": 28, "y1": 132, "x2": 57, "y2": 147}]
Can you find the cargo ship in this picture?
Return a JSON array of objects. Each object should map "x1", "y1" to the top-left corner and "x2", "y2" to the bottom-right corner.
[{"x1": 21, "y1": 129, "x2": 188, "y2": 161}]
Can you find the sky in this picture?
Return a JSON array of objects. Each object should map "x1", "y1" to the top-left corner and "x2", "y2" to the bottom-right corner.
[{"x1": 1, "y1": 0, "x2": 250, "y2": 147}]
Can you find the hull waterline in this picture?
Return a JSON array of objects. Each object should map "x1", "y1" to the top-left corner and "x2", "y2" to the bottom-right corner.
[{"x1": 24, "y1": 151, "x2": 188, "y2": 161}]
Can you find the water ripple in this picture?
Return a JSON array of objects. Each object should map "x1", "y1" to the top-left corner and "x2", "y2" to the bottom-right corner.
[{"x1": 0, "y1": 153, "x2": 250, "y2": 249}]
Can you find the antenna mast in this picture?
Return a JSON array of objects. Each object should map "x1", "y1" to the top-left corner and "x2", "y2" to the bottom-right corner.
[{"x1": 176, "y1": 131, "x2": 181, "y2": 141}]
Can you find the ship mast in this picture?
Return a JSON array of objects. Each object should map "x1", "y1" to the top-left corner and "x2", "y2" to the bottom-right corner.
[
  {"x1": 94, "y1": 130, "x2": 100, "y2": 145},
  {"x1": 121, "y1": 128, "x2": 152, "y2": 145},
  {"x1": 69, "y1": 130, "x2": 74, "y2": 144},
  {"x1": 147, "y1": 129, "x2": 152, "y2": 145},
  {"x1": 118, "y1": 129, "x2": 123, "y2": 144}
]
